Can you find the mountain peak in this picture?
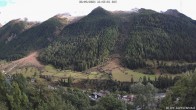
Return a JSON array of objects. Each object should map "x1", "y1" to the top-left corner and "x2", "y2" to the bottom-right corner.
[
  {"x1": 0, "y1": 18, "x2": 37, "y2": 42},
  {"x1": 54, "y1": 13, "x2": 71, "y2": 18},
  {"x1": 95, "y1": 6, "x2": 104, "y2": 10},
  {"x1": 138, "y1": 8, "x2": 157, "y2": 14},
  {"x1": 88, "y1": 6, "x2": 110, "y2": 16},
  {"x1": 8, "y1": 19, "x2": 22, "y2": 24},
  {"x1": 164, "y1": 9, "x2": 192, "y2": 20},
  {"x1": 164, "y1": 9, "x2": 180, "y2": 16}
]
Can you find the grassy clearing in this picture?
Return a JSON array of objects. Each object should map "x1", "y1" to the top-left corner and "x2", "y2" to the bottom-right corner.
[
  {"x1": 42, "y1": 65, "x2": 109, "y2": 81},
  {"x1": 41, "y1": 65, "x2": 156, "y2": 82},
  {"x1": 44, "y1": 65, "x2": 57, "y2": 73},
  {"x1": 112, "y1": 69, "x2": 156, "y2": 82},
  {"x1": 146, "y1": 59, "x2": 196, "y2": 67},
  {"x1": 0, "y1": 60, "x2": 8, "y2": 70},
  {"x1": 7, "y1": 64, "x2": 187, "y2": 83},
  {"x1": 14, "y1": 67, "x2": 40, "y2": 77},
  {"x1": 0, "y1": 60, "x2": 7, "y2": 64},
  {"x1": 111, "y1": 69, "x2": 186, "y2": 82}
]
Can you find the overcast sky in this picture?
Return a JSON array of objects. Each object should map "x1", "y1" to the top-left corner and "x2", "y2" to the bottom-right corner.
[{"x1": 0, "y1": 0, "x2": 195, "y2": 24}]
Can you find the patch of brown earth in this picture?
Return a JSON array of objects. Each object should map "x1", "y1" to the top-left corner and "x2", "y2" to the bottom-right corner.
[
  {"x1": 13, "y1": 52, "x2": 43, "y2": 67},
  {"x1": 1, "y1": 52, "x2": 43, "y2": 73},
  {"x1": 87, "y1": 54, "x2": 125, "y2": 74}
]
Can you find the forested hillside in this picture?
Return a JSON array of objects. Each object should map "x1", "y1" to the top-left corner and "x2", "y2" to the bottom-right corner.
[
  {"x1": 0, "y1": 16, "x2": 68, "y2": 60},
  {"x1": 0, "y1": 19, "x2": 36, "y2": 42},
  {"x1": 39, "y1": 7, "x2": 119, "y2": 71},
  {"x1": 121, "y1": 9, "x2": 196, "y2": 69},
  {"x1": 39, "y1": 8, "x2": 196, "y2": 71}
]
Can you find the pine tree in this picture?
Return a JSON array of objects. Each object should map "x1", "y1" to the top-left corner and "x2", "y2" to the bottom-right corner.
[
  {"x1": 142, "y1": 76, "x2": 147, "y2": 85},
  {"x1": 131, "y1": 75, "x2": 134, "y2": 84},
  {"x1": 68, "y1": 76, "x2": 73, "y2": 87}
]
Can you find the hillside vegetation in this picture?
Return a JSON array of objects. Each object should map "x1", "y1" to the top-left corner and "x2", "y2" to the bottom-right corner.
[
  {"x1": 0, "y1": 7, "x2": 196, "y2": 73},
  {"x1": 0, "y1": 16, "x2": 68, "y2": 60},
  {"x1": 39, "y1": 7, "x2": 119, "y2": 71},
  {"x1": 39, "y1": 8, "x2": 196, "y2": 71}
]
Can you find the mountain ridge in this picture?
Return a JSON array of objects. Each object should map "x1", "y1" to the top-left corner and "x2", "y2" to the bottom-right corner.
[
  {"x1": 39, "y1": 7, "x2": 196, "y2": 71},
  {"x1": 0, "y1": 15, "x2": 69, "y2": 60},
  {"x1": 0, "y1": 19, "x2": 37, "y2": 41},
  {"x1": 0, "y1": 7, "x2": 196, "y2": 71}
]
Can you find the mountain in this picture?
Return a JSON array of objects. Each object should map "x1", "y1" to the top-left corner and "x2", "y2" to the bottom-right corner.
[
  {"x1": 60, "y1": 6, "x2": 117, "y2": 36},
  {"x1": 88, "y1": 6, "x2": 111, "y2": 16},
  {"x1": 0, "y1": 15, "x2": 68, "y2": 60},
  {"x1": 39, "y1": 7, "x2": 119, "y2": 70},
  {"x1": 0, "y1": 19, "x2": 37, "y2": 42},
  {"x1": 1, "y1": 7, "x2": 196, "y2": 72},
  {"x1": 164, "y1": 9, "x2": 190, "y2": 18},
  {"x1": 164, "y1": 9, "x2": 196, "y2": 24},
  {"x1": 0, "y1": 19, "x2": 37, "y2": 60},
  {"x1": 39, "y1": 7, "x2": 196, "y2": 71}
]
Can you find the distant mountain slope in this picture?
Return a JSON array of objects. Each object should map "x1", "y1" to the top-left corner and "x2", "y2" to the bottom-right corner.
[
  {"x1": 39, "y1": 7, "x2": 196, "y2": 71},
  {"x1": 164, "y1": 9, "x2": 192, "y2": 19},
  {"x1": 0, "y1": 16, "x2": 68, "y2": 60},
  {"x1": 0, "y1": 19, "x2": 37, "y2": 42},
  {"x1": 119, "y1": 9, "x2": 196, "y2": 69},
  {"x1": 13, "y1": 16, "x2": 68, "y2": 49}
]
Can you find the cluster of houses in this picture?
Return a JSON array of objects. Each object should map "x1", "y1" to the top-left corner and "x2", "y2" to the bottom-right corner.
[
  {"x1": 88, "y1": 90, "x2": 166, "y2": 105},
  {"x1": 89, "y1": 91, "x2": 136, "y2": 103}
]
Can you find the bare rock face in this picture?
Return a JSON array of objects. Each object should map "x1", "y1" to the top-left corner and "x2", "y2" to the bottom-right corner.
[
  {"x1": 55, "y1": 13, "x2": 71, "y2": 18},
  {"x1": 54, "y1": 13, "x2": 83, "y2": 24},
  {"x1": 164, "y1": 9, "x2": 180, "y2": 17}
]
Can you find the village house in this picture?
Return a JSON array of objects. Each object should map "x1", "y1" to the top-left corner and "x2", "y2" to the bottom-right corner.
[
  {"x1": 89, "y1": 90, "x2": 110, "y2": 101},
  {"x1": 121, "y1": 94, "x2": 136, "y2": 104},
  {"x1": 155, "y1": 93, "x2": 166, "y2": 101}
]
